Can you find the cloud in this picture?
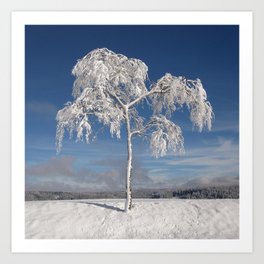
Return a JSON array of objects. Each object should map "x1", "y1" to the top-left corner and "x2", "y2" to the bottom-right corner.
[
  {"x1": 132, "y1": 137, "x2": 239, "y2": 188},
  {"x1": 153, "y1": 137, "x2": 239, "y2": 186},
  {"x1": 26, "y1": 101, "x2": 58, "y2": 117},
  {"x1": 26, "y1": 156, "x2": 123, "y2": 192},
  {"x1": 26, "y1": 156, "x2": 75, "y2": 177},
  {"x1": 25, "y1": 135, "x2": 239, "y2": 192},
  {"x1": 26, "y1": 155, "x2": 155, "y2": 192},
  {"x1": 210, "y1": 110, "x2": 239, "y2": 133}
]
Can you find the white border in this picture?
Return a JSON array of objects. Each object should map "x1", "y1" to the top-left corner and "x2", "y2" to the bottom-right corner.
[{"x1": 11, "y1": 11, "x2": 253, "y2": 253}]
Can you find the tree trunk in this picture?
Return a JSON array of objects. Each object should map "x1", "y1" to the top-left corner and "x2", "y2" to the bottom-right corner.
[{"x1": 125, "y1": 109, "x2": 132, "y2": 212}]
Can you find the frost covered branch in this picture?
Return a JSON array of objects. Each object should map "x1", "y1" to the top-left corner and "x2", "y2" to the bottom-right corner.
[
  {"x1": 71, "y1": 48, "x2": 149, "y2": 103},
  {"x1": 131, "y1": 115, "x2": 184, "y2": 158},
  {"x1": 150, "y1": 73, "x2": 214, "y2": 131}
]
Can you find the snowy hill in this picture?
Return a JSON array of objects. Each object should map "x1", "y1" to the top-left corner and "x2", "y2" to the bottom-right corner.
[{"x1": 25, "y1": 199, "x2": 239, "y2": 239}]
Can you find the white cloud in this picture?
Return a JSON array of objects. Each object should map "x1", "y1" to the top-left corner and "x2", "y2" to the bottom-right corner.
[
  {"x1": 26, "y1": 155, "x2": 155, "y2": 192},
  {"x1": 210, "y1": 110, "x2": 239, "y2": 133},
  {"x1": 25, "y1": 136, "x2": 239, "y2": 192},
  {"x1": 163, "y1": 137, "x2": 239, "y2": 181},
  {"x1": 26, "y1": 101, "x2": 58, "y2": 117}
]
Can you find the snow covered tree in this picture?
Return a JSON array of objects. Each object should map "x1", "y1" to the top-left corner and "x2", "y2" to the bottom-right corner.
[{"x1": 56, "y1": 48, "x2": 213, "y2": 212}]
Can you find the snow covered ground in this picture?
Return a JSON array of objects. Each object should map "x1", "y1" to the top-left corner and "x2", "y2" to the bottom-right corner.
[{"x1": 25, "y1": 199, "x2": 239, "y2": 239}]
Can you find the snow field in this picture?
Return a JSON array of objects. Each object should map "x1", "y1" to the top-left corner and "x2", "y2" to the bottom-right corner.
[{"x1": 25, "y1": 199, "x2": 239, "y2": 239}]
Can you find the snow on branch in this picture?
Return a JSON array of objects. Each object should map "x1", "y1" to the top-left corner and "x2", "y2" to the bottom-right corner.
[
  {"x1": 71, "y1": 48, "x2": 149, "y2": 103},
  {"x1": 56, "y1": 48, "x2": 151, "y2": 153},
  {"x1": 145, "y1": 115, "x2": 184, "y2": 158},
  {"x1": 56, "y1": 101, "x2": 92, "y2": 153},
  {"x1": 56, "y1": 85, "x2": 124, "y2": 153},
  {"x1": 56, "y1": 48, "x2": 213, "y2": 159},
  {"x1": 151, "y1": 73, "x2": 214, "y2": 132}
]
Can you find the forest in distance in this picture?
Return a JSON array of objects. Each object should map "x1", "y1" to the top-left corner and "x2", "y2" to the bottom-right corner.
[{"x1": 25, "y1": 185, "x2": 239, "y2": 201}]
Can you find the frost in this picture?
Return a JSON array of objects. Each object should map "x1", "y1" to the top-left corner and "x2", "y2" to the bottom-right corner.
[
  {"x1": 148, "y1": 115, "x2": 184, "y2": 158},
  {"x1": 71, "y1": 48, "x2": 148, "y2": 102},
  {"x1": 151, "y1": 74, "x2": 214, "y2": 131},
  {"x1": 56, "y1": 48, "x2": 214, "y2": 211}
]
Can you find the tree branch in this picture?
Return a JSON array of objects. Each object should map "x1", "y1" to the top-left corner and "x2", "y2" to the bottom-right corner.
[
  {"x1": 130, "y1": 119, "x2": 158, "y2": 137},
  {"x1": 128, "y1": 90, "x2": 154, "y2": 108},
  {"x1": 107, "y1": 90, "x2": 126, "y2": 110},
  {"x1": 127, "y1": 78, "x2": 193, "y2": 109}
]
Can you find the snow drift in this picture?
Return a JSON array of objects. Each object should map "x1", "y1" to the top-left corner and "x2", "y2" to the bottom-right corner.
[{"x1": 25, "y1": 199, "x2": 239, "y2": 239}]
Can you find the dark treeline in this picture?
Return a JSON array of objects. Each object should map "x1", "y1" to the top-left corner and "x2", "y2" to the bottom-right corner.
[
  {"x1": 25, "y1": 185, "x2": 239, "y2": 201},
  {"x1": 173, "y1": 185, "x2": 239, "y2": 199},
  {"x1": 25, "y1": 191, "x2": 126, "y2": 201},
  {"x1": 25, "y1": 189, "x2": 168, "y2": 201}
]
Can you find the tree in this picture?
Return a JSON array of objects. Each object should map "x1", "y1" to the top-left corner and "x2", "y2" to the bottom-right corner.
[{"x1": 56, "y1": 48, "x2": 214, "y2": 212}]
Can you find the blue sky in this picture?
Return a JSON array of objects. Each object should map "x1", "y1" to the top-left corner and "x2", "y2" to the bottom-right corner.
[{"x1": 25, "y1": 25, "x2": 239, "y2": 192}]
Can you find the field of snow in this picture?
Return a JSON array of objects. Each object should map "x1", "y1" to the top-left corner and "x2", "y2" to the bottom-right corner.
[{"x1": 25, "y1": 199, "x2": 239, "y2": 239}]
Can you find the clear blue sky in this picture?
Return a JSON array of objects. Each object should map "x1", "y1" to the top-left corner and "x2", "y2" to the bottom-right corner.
[{"x1": 25, "y1": 25, "x2": 239, "y2": 192}]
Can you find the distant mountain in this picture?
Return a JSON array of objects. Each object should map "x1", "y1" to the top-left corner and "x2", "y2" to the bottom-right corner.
[{"x1": 180, "y1": 176, "x2": 239, "y2": 189}]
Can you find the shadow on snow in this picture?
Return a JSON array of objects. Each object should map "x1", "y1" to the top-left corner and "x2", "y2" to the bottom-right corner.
[{"x1": 73, "y1": 200, "x2": 124, "y2": 212}]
